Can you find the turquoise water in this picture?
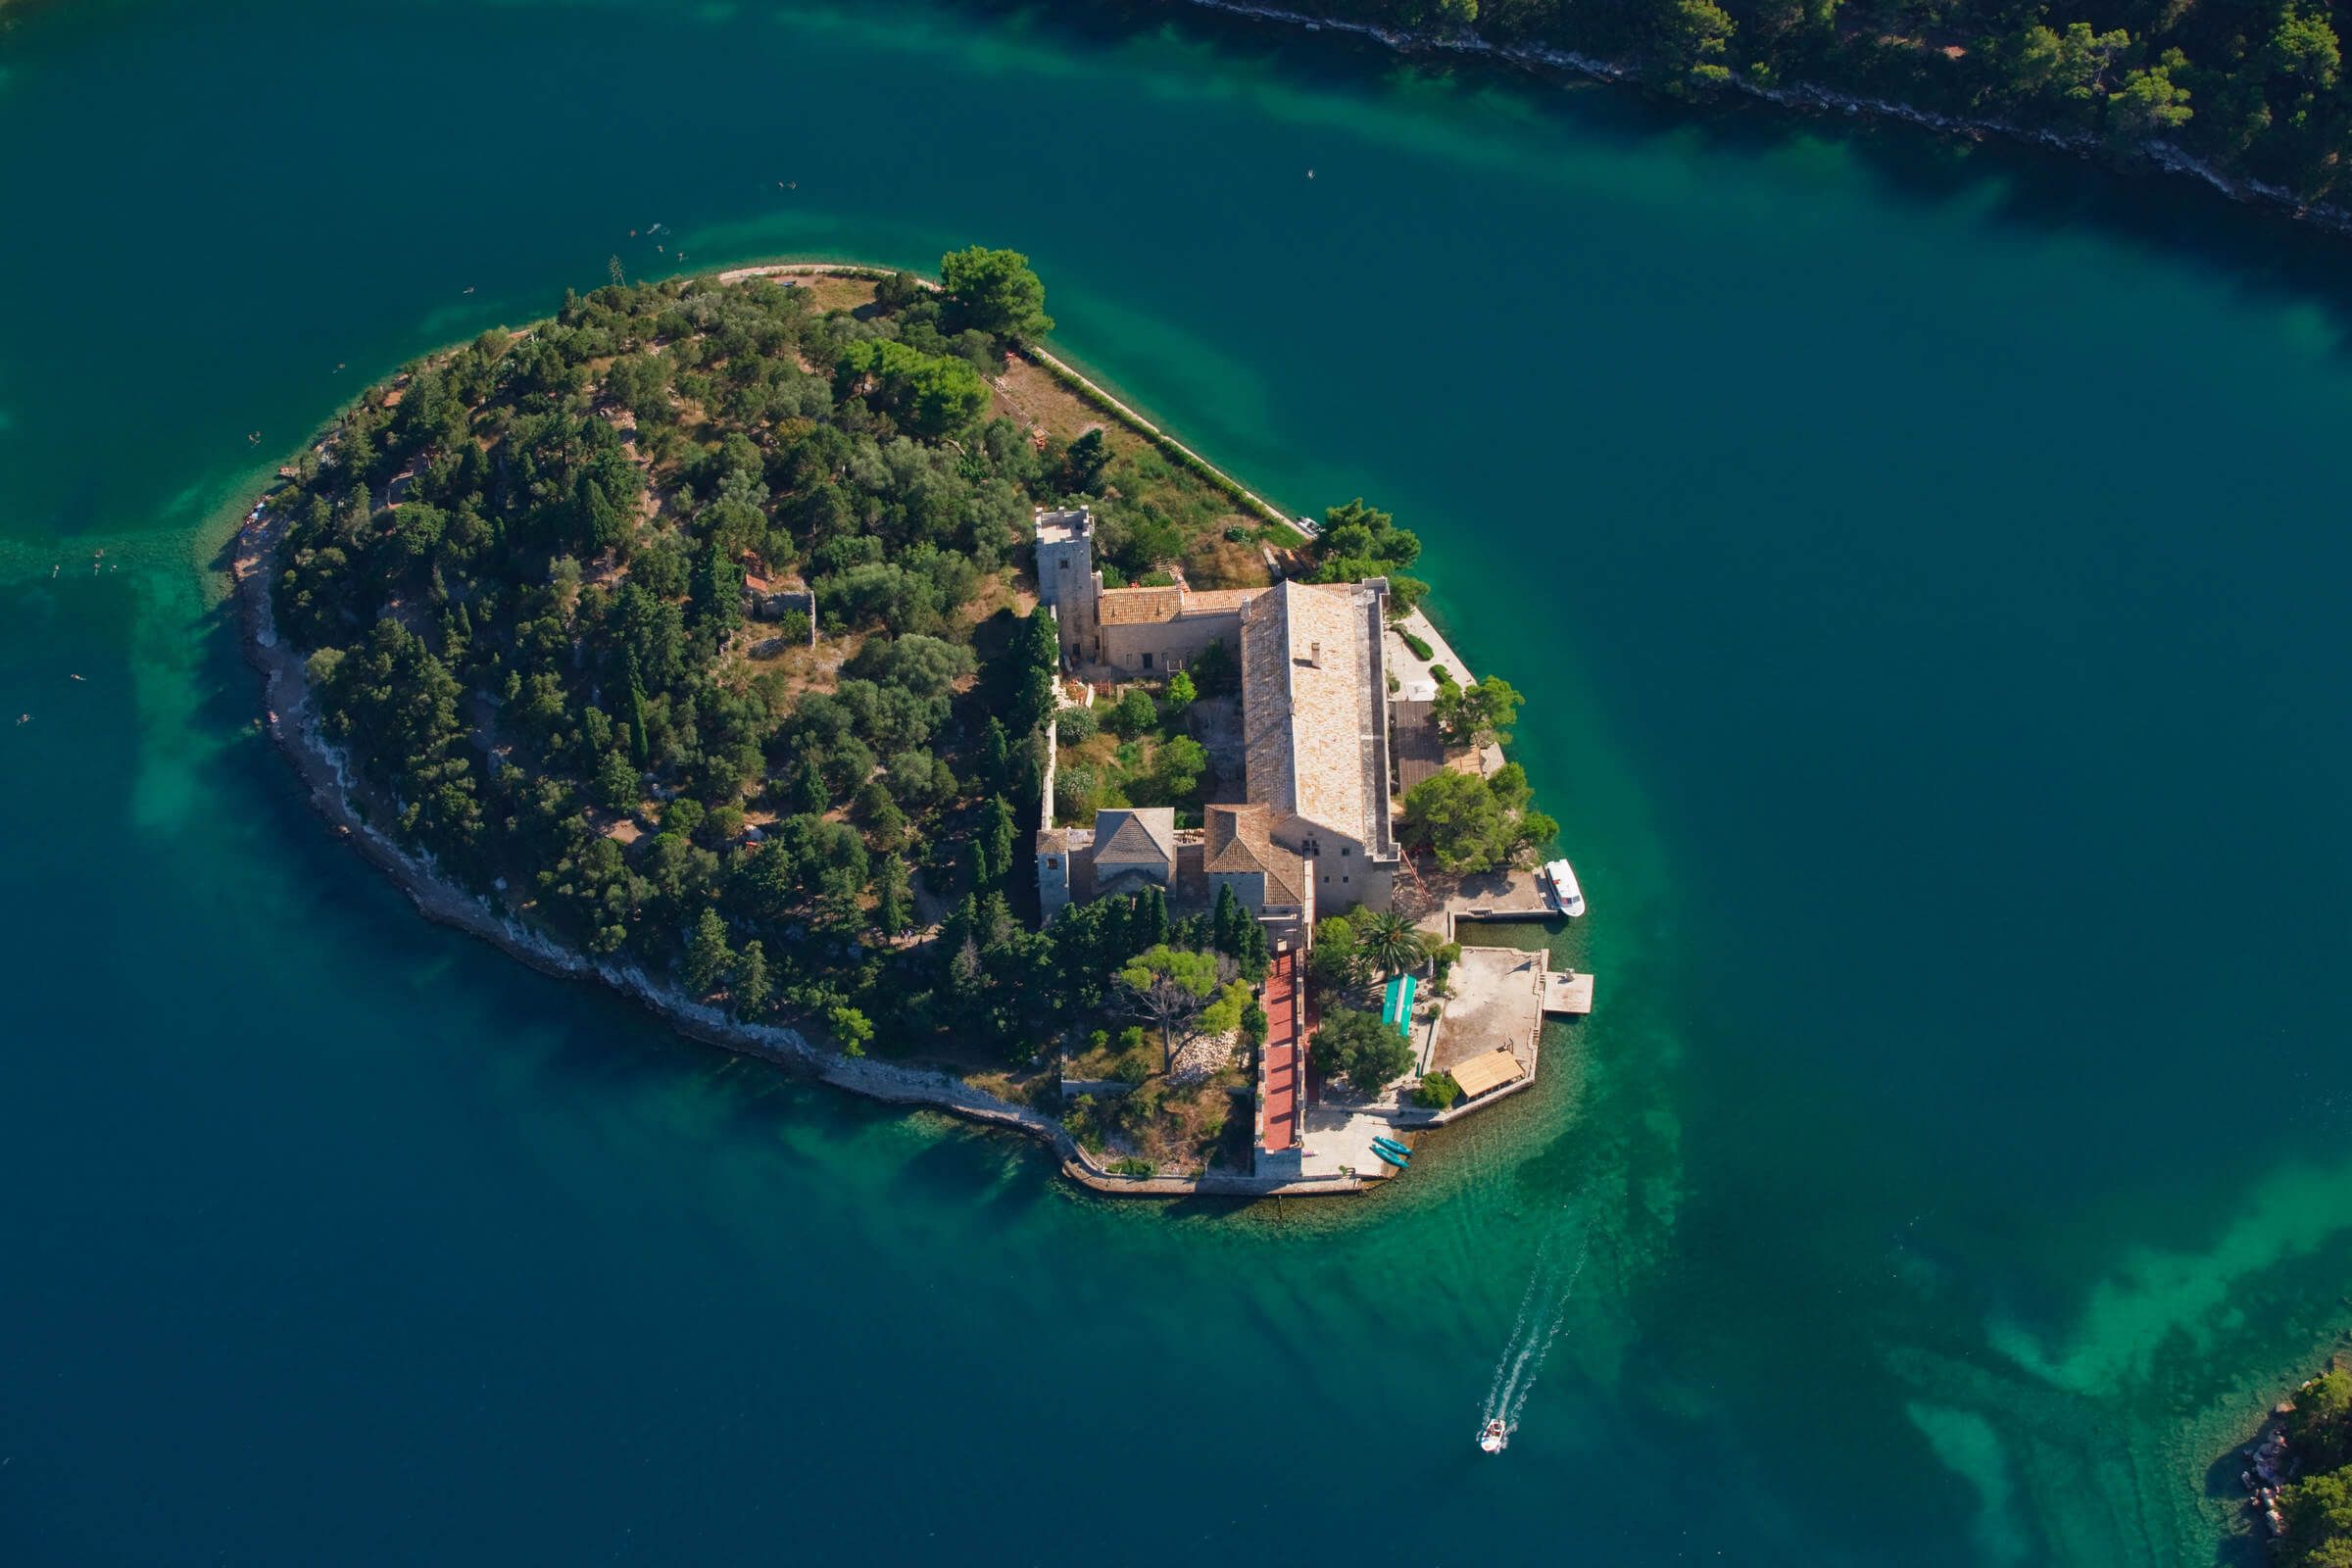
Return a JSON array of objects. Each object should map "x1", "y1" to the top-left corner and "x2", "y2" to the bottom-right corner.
[{"x1": 7, "y1": 1, "x2": 2352, "y2": 1561}]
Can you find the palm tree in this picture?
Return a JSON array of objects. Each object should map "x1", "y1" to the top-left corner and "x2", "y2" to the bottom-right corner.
[{"x1": 1356, "y1": 908, "x2": 1429, "y2": 979}]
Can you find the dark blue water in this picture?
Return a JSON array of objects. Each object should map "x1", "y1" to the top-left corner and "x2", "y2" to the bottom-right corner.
[{"x1": 6, "y1": 1, "x2": 2352, "y2": 1561}]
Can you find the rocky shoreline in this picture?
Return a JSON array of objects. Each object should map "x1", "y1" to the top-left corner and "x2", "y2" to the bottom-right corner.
[
  {"x1": 2239, "y1": 1399, "x2": 2302, "y2": 1543},
  {"x1": 2227, "y1": 1355, "x2": 2351, "y2": 1549},
  {"x1": 1165, "y1": 0, "x2": 2352, "y2": 239},
  {"x1": 228, "y1": 479, "x2": 1142, "y2": 1181},
  {"x1": 223, "y1": 286, "x2": 1370, "y2": 1201}
]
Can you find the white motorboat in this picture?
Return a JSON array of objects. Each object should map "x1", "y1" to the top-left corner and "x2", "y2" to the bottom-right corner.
[
  {"x1": 1479, "y1": 1418, "x2": 1508, "y2": 1454},
  {"x1": 1543, "y1": 858, "x2": 1585, "y2": 917}
]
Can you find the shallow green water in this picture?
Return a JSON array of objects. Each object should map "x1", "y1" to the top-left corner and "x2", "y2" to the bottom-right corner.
[{"x1": 7, "y1": 1, "x2": 2352, "y2": 1561}]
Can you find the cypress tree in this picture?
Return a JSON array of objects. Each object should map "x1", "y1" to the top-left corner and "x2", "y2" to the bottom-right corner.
[
  {"x1": 873, "y1": 855, "x2": 913, "y2": 937},
  {"x1": 1239, "y1": 910, "x2": 1270, "y2": 980},
  {"x1": 624, "y1": 681, "x2": 650, "y2": 767},
  {"x1": 981, "y1": 795, "x2": 1016, "y2": 887},
  {"x1": 688, "y1": 542, "x2": 743, "y2": 650},
  {"x1": 1212, "y1": 884, "x2": 1242, "y2": 956},
  {"x1": 981, "y1": 717, "x2": 1010, "y2": 793}
]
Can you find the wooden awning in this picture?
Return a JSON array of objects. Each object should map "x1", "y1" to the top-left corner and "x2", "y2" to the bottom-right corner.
[{"x1": 1448, "y1": 1050, "x2": 1526, "y2": 1100}]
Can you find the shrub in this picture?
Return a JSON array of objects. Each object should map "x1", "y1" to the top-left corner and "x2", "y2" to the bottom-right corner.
[
  {"x1": 2289, "y1": 1371, "x2": 2352, "y2": 1472},
  {"x1": 1182, "y1": 531, "x2": 1265, "y2": 589},
  {"x1": 1056, "y1": 703, "x2": 1099, "y2": 744},
  {"x1": 1106, "y1": 686, "x2": 1158, "y2": 739},
  {"x1": 1308, "y1": 1004, "x2": 1416, "y2": 1096},
  {"x1": 1414, "y1": 1071, "x2": 1461, "y2": 1109},
  {"x1": 1109, "y1": 1156, "x2": 1155, "y2": 1178},
  {"x1": 1400, "y1": 630, "x2": 1433, "y2": 661},
  {"x1": 776, "y1": 609, "x2": 811, "y2": 644},
  {"x1": 1054, "y1": 762, "x2": 1101, "y2": 822},
  {"x1": 1064, "y1": 1093, "x2": 1104, "y2": 1152}
]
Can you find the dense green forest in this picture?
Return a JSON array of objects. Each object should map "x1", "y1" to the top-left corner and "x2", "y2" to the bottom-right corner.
[
  {"x1": 271, "y1": 251, "x2": 1266, "y2": 1066},
  {"x1": 2278, "y1": 1367, "x2": 2352, "y2": 1562},
  {"x1": 264, "y1": 247, "x2": 1556, "y2": 1168},
  {"x1": 1268, "y1": 0, "x2": 2350, "y2": 201},
  {"x1": 262, "y1": 252, "x2": 1376, "y2": 1170}
]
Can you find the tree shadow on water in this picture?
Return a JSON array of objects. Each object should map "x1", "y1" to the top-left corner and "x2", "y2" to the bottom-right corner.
[{"x1": 936, "y1": 0, "x2": 2352, "y2": 346}]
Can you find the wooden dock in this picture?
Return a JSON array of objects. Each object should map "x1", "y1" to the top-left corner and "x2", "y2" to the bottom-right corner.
[{"x1": 1544, "y1": 970, "x2": 1594, "y2": 1015}]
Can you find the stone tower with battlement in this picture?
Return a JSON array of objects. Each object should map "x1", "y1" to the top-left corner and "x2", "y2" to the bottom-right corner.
[{"x1": 1034, "y1": 508, "x2": 1101, "y2": 665}]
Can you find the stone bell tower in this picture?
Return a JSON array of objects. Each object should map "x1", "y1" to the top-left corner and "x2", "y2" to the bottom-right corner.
[{"x1": 1034, "y1": 508, "x2": 1100, "y2": 665}]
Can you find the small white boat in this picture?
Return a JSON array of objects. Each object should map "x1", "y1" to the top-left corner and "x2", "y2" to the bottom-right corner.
[
  {"x1": 1479, "y1": 1418, "x2": 1507, "y2": 1454},
  {"x1": 1543, "y1": 858, "x2": 1585, "y2": 917}
]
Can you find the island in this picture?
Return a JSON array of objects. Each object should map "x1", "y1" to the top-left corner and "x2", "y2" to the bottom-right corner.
[
  {"x1": 1159, "y1": 0, "x2": 2351, "y2": 233},
  {"x1": 2231, "y1": 1359, "x2": 2352, "y2": 1560},
  {"x1": 234, "y1": 248, "x2": 1585, "y2": 1195}
]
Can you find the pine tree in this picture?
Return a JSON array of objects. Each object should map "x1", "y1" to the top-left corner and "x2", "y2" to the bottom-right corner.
[
  {"x1": 1137, "y1": 884, "x2": 1169, "y2": 949},
  {"x1": 732, "y1": 940, "x2": 771, "y2": 1017},
  {"x1": 684, "y1": 906, "x2": 734, "y2": 995},
  {"x1": 440, "y1": 602, "x2": 472, "y2": 663},
  {"x1": 941, "y1": 893, "x2": 979, "y2": 963},
  {"x1": 947, "y1": 938, "x2": 985, "y2": 1007},
  {"x1": 977, "y1": 891, "x2": 1015, "y2": 952},
  {"x1": 790, "y1": 755, "x2": 827, "y2": 816}
]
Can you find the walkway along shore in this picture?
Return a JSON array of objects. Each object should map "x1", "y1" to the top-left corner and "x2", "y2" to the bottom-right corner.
[
  {"x1": 228, "y1": 281, "x2": 1370, "y2": 1200},
  {"x1": 1165, "y1": 0, "x2": 2352, "y2": 239}
]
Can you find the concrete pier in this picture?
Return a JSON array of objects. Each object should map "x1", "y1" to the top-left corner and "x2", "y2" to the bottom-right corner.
[{"x1": 1544, "y1": 970, "x2": 1594, "y2": 1015}]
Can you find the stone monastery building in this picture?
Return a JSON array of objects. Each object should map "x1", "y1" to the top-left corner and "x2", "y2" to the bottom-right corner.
[{"x1": 1033, "y1": 509, "x2": 1398, "y2": 936}]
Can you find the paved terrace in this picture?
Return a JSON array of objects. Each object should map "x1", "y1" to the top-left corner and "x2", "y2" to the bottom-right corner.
[
  {"x1": 1398, "y1": 862, "x2": 1554, "y2": 941},
  {"x1": 1426, "y1": 945, "x2": 1546, "y2": 1083},
  {"x1": 1297, "y1": 1103, "x2": 1401, "y2": 1181},
  {"x1": 1385, "y1": 607, "x2": 1506, "y2": 778}
]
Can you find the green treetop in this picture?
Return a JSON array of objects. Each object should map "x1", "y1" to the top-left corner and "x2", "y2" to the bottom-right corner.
[
  {"x1": 939, "y1": 245, "x2": 1054, "y2": 344},
  {"x1": 1308, "y1": 1004, "x2": 1416, "y2": 1098},
  {"x1": 1116, "y1": 943, "x2": 1222, "y2": 1070}
]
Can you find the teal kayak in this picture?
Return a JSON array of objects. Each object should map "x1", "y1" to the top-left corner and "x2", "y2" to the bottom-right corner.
[
  {"x1": 1372, "y1": 1135, "x2": 1411, "y2": 1156},
  {"x1": 1371, "y1": 1144, "x2": 1409, "y2": 1170}
]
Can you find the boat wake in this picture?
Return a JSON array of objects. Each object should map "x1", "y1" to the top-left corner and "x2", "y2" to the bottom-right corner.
[{"x1": 1481, "y1": 1222, "x2": 1589, "y2": 1445}]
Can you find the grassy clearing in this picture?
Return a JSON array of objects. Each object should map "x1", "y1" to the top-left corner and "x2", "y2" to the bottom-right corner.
[
  {"x1": 989, "y1": 348, "x2": 1295, "y2": 590},
  {"x1": 1052, "y1": 722, "x2": 1222, "y2": 828},
  {"x1": 1059, "y1": 1025, "x2": 1254, "y2": 1174}
]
